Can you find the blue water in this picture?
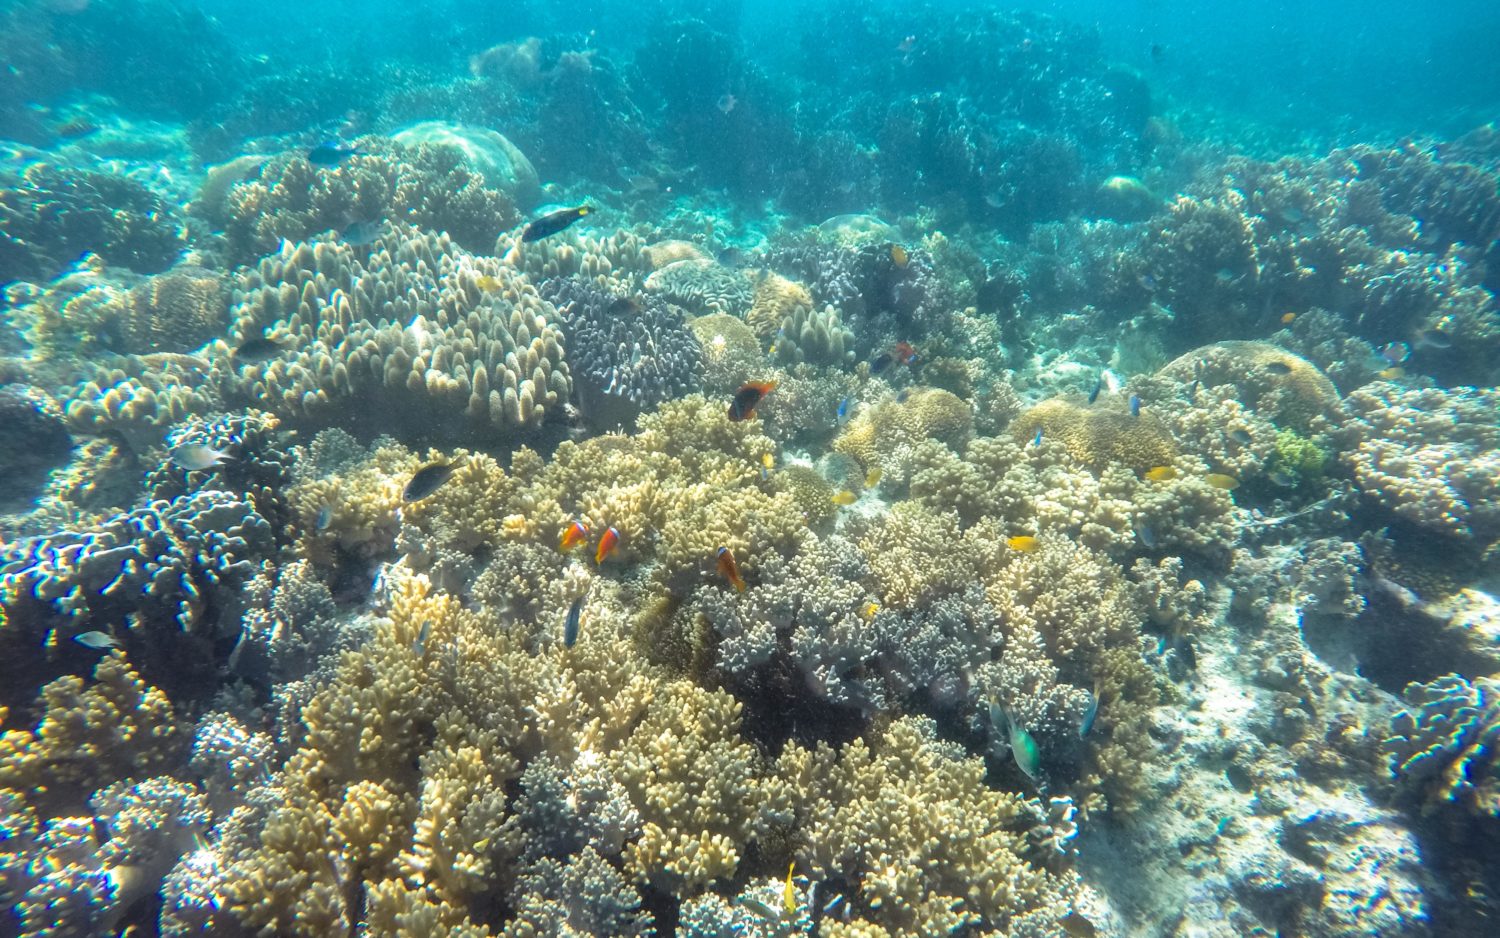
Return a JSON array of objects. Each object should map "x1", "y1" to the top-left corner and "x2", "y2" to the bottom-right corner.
[{"x1": 2, "y1": 1, "x2": 1498, "y2": 936}]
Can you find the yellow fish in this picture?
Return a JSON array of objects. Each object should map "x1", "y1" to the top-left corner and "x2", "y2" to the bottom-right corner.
[
  {"x1": 475, "y1": 274, "x2": 502, "y2": 292},
  {"x1": 761, "y1": 452, "x2": 775, "y2": 470},
  {"x1": 864, "y1": 467, "x2": 883, "y2": 488},
  {"x1": 1378, "y1": 366, "x2": 1406, "y2": 380},
  {"x1": 1007, "y1": 535, "x2": 1038, "y2": 553},
  {"x1": 859, "y1": 600, "x2": 880, "y2": 620},
  {"x1": 1280, "y1": 312, "x2": 1297, "y2": 324},
  {"x1": 831, "y1": 490, "x2": 858, "y2": 506},
  {"x1": 889, "y1": 243, "x2": 909, "y2": 268},
  {"x1": 783, "y1": 861, "x2": 796, "y2": 915},
  {"x1": 1144, "y1": 466, "x2": 1177, "y2": 482},
  {"x1": 1204, "y1": 473, "x2": 1239, "y2": 490}
]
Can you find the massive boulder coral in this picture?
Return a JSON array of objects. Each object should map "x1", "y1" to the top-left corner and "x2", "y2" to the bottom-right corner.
[
  {"x1": 1154, "y1": 341, "x2": 1342, "y2": 436},
  {"x1": 218, "y1": 226, "x2": 571, "y2": 441},
  {"x1": 643, "y1": 257, "x2": 753, "y2": 317},
  {"x1": 211, "y1": 137, "x2": 521, "y2": 263},
  {"x1": 833, "y1": 387, "x2": 973, "y2": 483},
  {"x1": 1010, "y1": 397, "x2": 1175, "y2": 473},
  {"x1": 1340, "y1": 382, "x2": 1500, "y2": 541}
]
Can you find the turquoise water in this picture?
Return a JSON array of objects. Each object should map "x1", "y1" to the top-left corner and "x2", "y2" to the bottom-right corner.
[{"x1": 1, "y1": 2, "x2": 1498, "y2": 936}]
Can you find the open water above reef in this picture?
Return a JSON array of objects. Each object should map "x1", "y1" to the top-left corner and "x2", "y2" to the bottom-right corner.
[{"x1": 1, "y1": 1, "x2": 1499, "y2": 936}]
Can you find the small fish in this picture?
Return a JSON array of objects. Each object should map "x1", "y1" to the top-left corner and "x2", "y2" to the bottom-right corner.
[
  {"x1": 1128, "y1": 393, "x2": 1141, "y2": 417},
  {"x1": 737, "y1": 897, "x2": 779, "y2": 922},
  {"x1": 1059, "y1": 910, "x2": 1099, "y2": 938},
  {"x1": 73, "y1": 631, "x2": 119, "y2": 650},
  {"x1": 1280, "y1": 312, "x2": 1297, "y2": 325},
  {"x1": 993, "y1": 703, "x2": 1041, "y2": 783},
  {"x1": 559, "y1": 520, "x2": 590, "y2": 553},
  {"x1": 836, "y1": 397, "x2": 854, "y2": 425},
  {"x1": 727, "y1": 380, "x2": 777, "y2": 421},
  {"x1": 1135, "y1": 522, "x2": 1157, "y2": 548},
  {"x1": 1379, "y1": 341, "x2": 1412, "y2": 365},
  {"x1": 314, "y1": 503, "x2": 334, "y2": 532},
  {"x1": 340, "y1": 219, "x2": 382, "y2": 245},
  {"x1": 1079, "y1": 685, "x2": 1100, "y2": 738},
  {"x1": 1144, "y1": 466, "x2": 1177, "y2": 482},
  {"x1": 864, "y1": 467, "x2": 882, "y2": 488},
  {"x1": 1188, "y1": 379, "x2": 1199, "y2": 398},
  {"x1": 869, "y1": 352, "x2": 894, "y2": 374},
  {"x1": 474, "y1": 274, "x2": 502, "y2": 292},
  {"x1": 1378, "y1": 366, "x2": 1406, "y2": 380},
  {"x1": 717, "y1": 546, "x2": 747, "y2": 592},
  {"x1": 595, "y1": 526, "x2": 620, "y2": 564},
  {"x1": 402, "y1": 462, "x2": 457, "y2": 502},
  {"x1": 232, "y1": 335, "x2": 289, "y2": 363},
  {"x1": 892, "y1": 341, "x2": 919, "y2": 367},
  {"x1": 564, "y1": 596, "x2": 583, "y2": 647},
  {"x1": 306, "y1": 141, "x2": 361, "y2": 166},
  {"x1": 859, "y1": 600, "x2": 880, "y2": 620},
  {"x1": 1268, "y1": 469, "x2": 1298, "y2": 488},
  {"x1": 761, "y1": 452, "x2": 775, "y2": 471},
  {"x1": 171, "y1": 442, "x2": 234, "y2": 472},
  {"x1": 1204, "y1": 472, "x2": 1239, "y2": 490},
  {"x1": 897, "y1": 34, "x2": 917, "y2": 53},
  {"x1": 1087, "y1": 375, "x2": 1102, "y2": 405},
  {"x1": 831, "y1": 490, "x2": 858, "y2": 506},
  {"x1": 520, "y1": 205, "x2": 591, "y2": 243},
  {"x1": 1214, "y1": 268, "x2": 1235, "y2": 284},
  {"x1": 717, "y1": 93, "x2": 737, "y2": 115},
  {"x1": 1228, "y1": 429, "x2": 1252, "y2": 445},
  {"x1": 1031, "y1": 427, "x2": 1044, "y2": 447},
  {"x1": 413, "y1": 620, "x2": 432, "y2": 656},
  {"x1": 1416, "y1": 326, "x2": 1453, "y2": 350},
  {"x1": 889, "y1": 243, "x2": 909, "y2": 268},
  {"x1": 1265, "y1": 361, "x2": 1292, "y2": 375},
  {"x1": 1007, "y1": 535, "x2": 1038, "y2": 553},
  {"x1": 783, "y1": 861, "x2": 797, "y2": 915}
]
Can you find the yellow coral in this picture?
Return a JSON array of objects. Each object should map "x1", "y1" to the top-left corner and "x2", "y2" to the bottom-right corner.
[
  {"x1": 1157, "y1": 340, "x2": 1341, "y2": 434},
  {"x1": 747, "y1": 270, "x2": 815, "y2": 339},
  {"x1": 834, "y1": 388, "x2": 973, "y2": 482},
  {"x1": 1011, "y1": 397, "x2": 1176, "y2": 472}
]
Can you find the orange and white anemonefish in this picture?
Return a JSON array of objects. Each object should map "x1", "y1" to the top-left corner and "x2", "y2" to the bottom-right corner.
[
  {"x1": 559, "y1": 520, "x2": 590, "y2": 553},
  {"x1": 716, "y1": 546, "x2": 747, "y2": 592},
  {"x1": 595, "y1": 526, "x2": 620, "y2": 564},
  {"x1": 727, "y1": 380, "x2": 778, "y2": 422}
]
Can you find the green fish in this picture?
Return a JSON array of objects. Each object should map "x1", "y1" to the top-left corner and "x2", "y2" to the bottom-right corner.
[{"x1": 991, "y1": 701, "x2": 1041, "y2": 784}]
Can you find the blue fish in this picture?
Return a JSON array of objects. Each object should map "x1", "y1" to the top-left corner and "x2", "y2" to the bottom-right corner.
[
  {"x1": 1129, "y1": 393, "x2": 1141, "y2": 417},
  {"x1": 307, "y1": 142, "x2": 361, "y2": 166},
  {"x1": 314, "y1": 503, "x2": 333, "y2": 532},
  {"x1": 1379, "y1": 341, "x2": 1412, "y2": 365},
  {"x1": 564, "y1": 596, "x2": 583, "y2": 647},
  {"x1": 837, "y1": 397, "x2": 853, "y2": 425},
  {"x1": 1136, "y1": 522, "x2": 1156, "y2": 548},
  {"x1": 413, "y1": 620, "x2": 432, "y2": 657},
  {"x1": 1032, "y1": 427, "x2": 1043, "y2": 447},
  {"x1": 1087, "y1": 376, "x2": 1102, "y2": 405}
]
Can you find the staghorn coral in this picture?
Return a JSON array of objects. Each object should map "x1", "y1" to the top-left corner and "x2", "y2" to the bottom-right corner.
[
  {"x1": 1340, "y1": 382, "x2": 1500, "y2": 541},
  {"x1": 541, "y1": 277, "x2": 703, "y2": 427},
  {"x1": 1384, "y1": 673, "x2": 1500, "y2": 817},
  {"x1": 778, "y1": 716, "x2": 1087, "y2": 936},
  {"x1": 219, "y1": 226, "x2": 571, "y2": 440},
  {"x1": 215, "y1": 137, "x2": 520, "y2": 263},
  {"x1": 0, "y1": 162, "x2": 186, "y2": 283}
]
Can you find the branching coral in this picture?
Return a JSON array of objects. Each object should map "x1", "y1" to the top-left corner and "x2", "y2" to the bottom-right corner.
[{"x1": 833, "y1": 387, "x2": 972, "y2": 484}]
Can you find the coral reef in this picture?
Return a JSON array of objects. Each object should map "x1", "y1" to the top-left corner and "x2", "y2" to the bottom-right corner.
[{"x1": 1385, "y1": 673, "x2": 1500, "y2": 817}]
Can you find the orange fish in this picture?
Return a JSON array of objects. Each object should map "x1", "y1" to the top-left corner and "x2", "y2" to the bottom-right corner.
[
  {"x1": 716, "y1": 546, "x2": 747, "y2": 592},
  {"x1": 728, "y1": 381, "x2": 778, "y2": 421},
  {"x1": 889, "y1": 243, "x2": 909, "y2": 268},
  {"x1": 559, "y1": 520, "x2": 590, "y2": 552},
  {"x1": 1280, "y1": 312, "x2": 1297, "y2": 324},
  {"x1": 596, "y1": 526, "x2": 620, "y2": 564},
  {"x1": 892, "y1": 341, "x2": 920, "y2": 366}
]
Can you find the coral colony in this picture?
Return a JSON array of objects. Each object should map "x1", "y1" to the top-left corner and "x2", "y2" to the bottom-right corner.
[{"x1": 2, "y1": 2, "x2": 1499, "y2": 936}]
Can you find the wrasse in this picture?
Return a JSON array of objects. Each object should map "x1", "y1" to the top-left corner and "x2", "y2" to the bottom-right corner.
[
  {"x1": 595, "y1": 526, "x2": 620, "y2": 564},
  {"x1": 1144, "y1": 466, "x2": 1177, "y2": 482},
  {"x1": 560, "y1": 520, "x2": 590, "y2": 553},
  {"x1": 859, "y1": 600, "x2": 880, "y2": 620},
  {"x1": 1280, "y1": 312, "x2": 1297, "y2": 324},
  {"x1": 563, "y1": 596, "x2": 583, "y2": 647},
  {"x1": 475, "y1": 274, "x2": 502, "y2": 292},
  {"x1": 728, "y1": 380, "x2": 777, "y2": 421},
  {"x1": 1006, "y1": 535, "x2": 1038, "y2": 553},
  {"x1": 716, "y1": 546, "x2": 747, "y2": 592},
  {"x1": 521, "y1": 204, "x2": 591, "y2": 243}
]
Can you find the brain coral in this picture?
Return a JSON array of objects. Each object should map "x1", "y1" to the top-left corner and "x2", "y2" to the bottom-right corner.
[
  {"x1": 1010, "y1": 397, "x2": 1176, "y2": 473},
  {"x1": 218, "y1": 225, "x2": 571, "y2": 441},
  {"x1": 643, "y1": 258, "x2": 753, "y2": 317},
  {"x1": 1156, "y1": 341, "x2": 1342, "y2": 435}
]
